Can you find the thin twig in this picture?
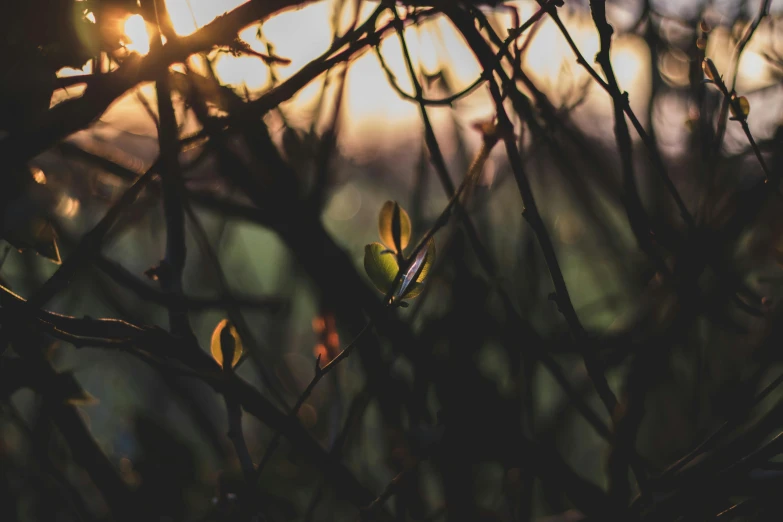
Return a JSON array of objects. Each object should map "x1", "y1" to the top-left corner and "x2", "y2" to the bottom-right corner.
[
  {"x1": 0, "y1": 0, "x2": 321, "y2": 171},
  {"x1": 711, "y1": 0, "x2": 772, "y2": 168},
  {"x1": 360, "y1": 462, "x2": 419, "y2": 521},
  {"x1": 252, "y1": 321, "x2": 374, "y2": 480},
  {"x1": 94, "y1": 255, "x2": 286, "y2": 312},
  {"x1": 253, "y1": 133, "x2": 499, "y2": 488},
  {"x1": 588, "y1": 0, "x2": 650, "y2": 501},
  {"x1": 0, "y1": 282, "x2": 378, "y2": 508},
  {"x1": 28, "y1": 165, "x2": 158, "y2": 308},
  {"x1": 536, "y1": 0, "x2": 695, "y2": 227},
  {"x1": 445, "y1": 4, "x2": 619, "y2": 422},
  {"x1": 393, "y1": 3, "x2": 613, "y2": 443},
  {"x1": 148, "y1": 0, "x2": 191, "y2": 337}
]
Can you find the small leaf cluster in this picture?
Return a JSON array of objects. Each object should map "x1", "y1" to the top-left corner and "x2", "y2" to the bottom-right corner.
[
  {"x1": 701, "y1": 58, "x2": 751, "y2": 120},
  {"x1": 363, "y1": 201, "x2": 436, "y2": 305}
]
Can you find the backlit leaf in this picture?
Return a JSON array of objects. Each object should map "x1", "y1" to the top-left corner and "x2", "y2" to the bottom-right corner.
[
  {"x1": 730, "y1": 95, "x2": 750, "y2": 118},
  {"x1": 702, "y1": 58, "x2": 718, "y2": 82},
  {"x1": 378, "y1": 201, "x2": 411, "y2": 253},
  {"x1": 364, "y1": 242, "x2": 399, "y2": 295},
  {"x1": 211, "y1": 319, "x2": 243, "y2": 369}
]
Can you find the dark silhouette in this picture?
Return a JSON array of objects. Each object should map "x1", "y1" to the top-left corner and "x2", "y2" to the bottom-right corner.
[{"x1": 0, "y1": 1, "x2": 782, "y2": 521}]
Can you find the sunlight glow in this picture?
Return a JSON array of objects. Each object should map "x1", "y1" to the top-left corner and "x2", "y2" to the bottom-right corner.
[
  {"x1": 55, "y1": 195, "x2": 81, "y2": 219},
  {"x1": 412, "y1": 25, "x2": 442, "y2": 75},
  {"x1": 213, "y1": 53, "x2": 270, "y2": 91},
  {"x1": 31, "y1": 167, "x2": 47, "y2": 185},
  {"x1": 255, "y1": 2, "x2": 334, "y2": 73},
  {"x1": 165, "y1": 0, "x2": 248, "y2": 36},
  {"x1": 523, "y1": 16, "x2": 568, "y2": 85},
  {"x1": 56, "y1": 61, "x2": 92, "y2": 78},
  {"x1": 738, "y1": 50, "x2": 771, "y2": 87},
  {"x1": 99, "y1": 0, "x2": 662, "y2": 150},
  {"x1": 704, "y1": 25, "x2": 773, "y2": 91},
  {"x1": 123, "y1": 14, "x2": 150, "y2": 55},
  {"x1": 612, "y1": 37, "x2": 646, "y2": 92}
]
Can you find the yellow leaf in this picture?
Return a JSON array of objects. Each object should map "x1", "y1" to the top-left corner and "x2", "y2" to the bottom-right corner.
[
  {"x1": 210, "y1": 319, "x2": 243, "y2": 369},
  {"x1": 730, "y1": 95, "x2": 750, "y2": 118},
  {"x1": 702, "y1": 58, "x2": 717, "y2": 81},
  {"x1": 378, "y1": 201, "x2": 411, "y2": 253}
]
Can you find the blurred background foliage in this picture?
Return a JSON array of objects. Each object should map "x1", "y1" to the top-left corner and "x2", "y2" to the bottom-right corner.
[{"x1": 2, "y1": 0, "x2": 783, "y2": 521}]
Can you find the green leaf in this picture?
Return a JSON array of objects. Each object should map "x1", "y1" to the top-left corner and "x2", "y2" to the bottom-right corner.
[
  {"x1": 364, "y1": 242, "x2": 399, "y2": 294},
  {"x1": 378, "y1": 201, "x2": 411, "y2": 253}
]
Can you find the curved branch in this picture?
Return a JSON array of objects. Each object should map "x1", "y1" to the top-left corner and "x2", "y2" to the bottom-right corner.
[{"x1": 0, "y1": 0, "x2": 317, "y2": 169}]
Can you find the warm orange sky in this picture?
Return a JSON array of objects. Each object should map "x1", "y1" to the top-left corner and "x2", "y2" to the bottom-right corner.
[{"x1": 55, "y1": 0, "x2": 778, "y2": 156}]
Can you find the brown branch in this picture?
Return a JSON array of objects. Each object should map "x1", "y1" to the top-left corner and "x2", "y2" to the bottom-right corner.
[
  {"x1": 29, "y1": 165, "x2": 159, "y2": 308},
  {"x1": 0, "y1": 0, "x2": 317, "y2": 170},
  {"x1": 0, "y1": 334, "x2": 141, "y2": 521},
  {"x1": 181, "y1": 192, "x2": 291, "y2": 406},
  {"x1": 444, "y1": 5, "x2": 619, "y2": 422},
  {"x1": 376, "y1": 0, "x2": 556, "y2": 109},
  {"x1": 148, "y1": 0, "x2": 191, "y2": 337},
  {"x1": 94, "y1": 254, "x2": 286, "y2": 312},
  {"x1": 391, "y1": 4, "x2": 613, "y2": 442},
  {"x1": 589, "y1": 0, "x2": 654, "y2": 257},
  {"x1": 536, "y1": 0, "x2": 695, "y2": 228},
  {"x1": 0, "y1": 283, "x2": 378, "y2": 508},
  {"x1": 252, "y1": 136, "x2": 501, "y2": 492},
  {"x1": 711, "y1": 0, "x2": 772, "y2": 167},
  {"x1": 588, "y1": 0, "x2": 650, "y2": 502},
  {"x1": 252, "y1": 322, "x2": 374, "y2": 480}
]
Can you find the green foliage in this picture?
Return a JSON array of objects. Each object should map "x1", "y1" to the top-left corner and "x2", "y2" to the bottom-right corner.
[{"x1": 363, "y1": 242, "x2": 399, "y2": 295}]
